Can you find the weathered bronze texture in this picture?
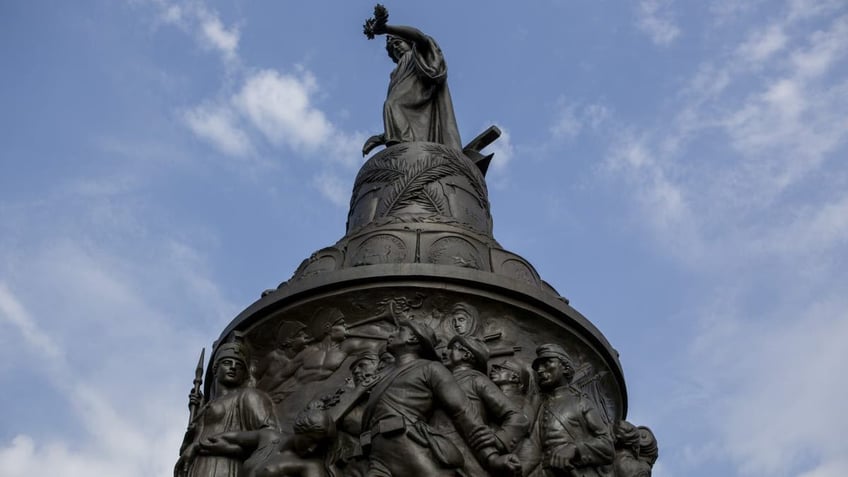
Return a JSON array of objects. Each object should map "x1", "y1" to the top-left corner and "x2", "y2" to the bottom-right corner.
[
  {"x1": 176, "y1": 341, "x2": 279, "y2": 477},
  {"x1": 361, "y1": 4, "x2": 462, "y2": 156},
  {"x1": 613, "y1": 421, "x2": 658, "y2": 477},
  {"x1": 178, "y1": 5, "x2": 658, "y2": 476},
  {"x1": 517, "y1": 344, "x2": 615, "y2": 476}
]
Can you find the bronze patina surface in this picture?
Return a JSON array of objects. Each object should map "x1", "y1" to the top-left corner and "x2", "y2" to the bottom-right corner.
[{"x1": 176, "y1": 6, "x2": 658, "y2": 477}]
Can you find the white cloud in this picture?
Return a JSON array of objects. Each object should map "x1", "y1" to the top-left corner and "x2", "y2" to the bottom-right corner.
[
  {"x1": 183, "y1": 103, "x2": 253, "y2": 157},
  {"x1": 797, "y1": 459, "x2": 848, "y2": 477},
  {"x1": 719, "y1": 76, "x2": 847, "y2": 209},
  {"x1": 181, "y1": 67, "x2": 363, "y2": 173},
  {"x1": 479, "y1": 125, "x2": 514, "y2": 190},
  {"x1": 235, "y1": 69, "x2": 333, "y2": 150},
  {"x1": 326, "y1": 131, "x2": 367, "y2": 169},
  {"x1": 0, "y1": 272, "x2": 192, "y2": 477},
  {"x1": 484, "y1": 125, "x2": 514, "y2": 174},
  {"x1": 160, "y1": 4, "x2": 182, "y2": 24},
  {"x1": 147, "y1": 1, "x2": 361, "y2": 198},
  {"x1": 312, "y1": 171, "x2": 351, "y2": 208},
  {"x1": 197, "y1": 11, "x2": 239, "y2": 61},
  {"x1": 148, "y1": 0, "x2": 239, "y2": 64},
  {"x1": 550, "y1": 104, "x2": 582, "y2": 139},
  {"x1": 790, "y1": 16, "x2": 848, "y2": 79},
  {"x1": 787, "y1": 0, "x2": 846, "y2": 22},
  {"x1": 683, "y1": 63, "x2": 732, "y2": 104},
  {"x1": 636, "y1": 0, "x2": 681, "y2": 46},
  {"x1": 736, "y1": 24, "x2": 788, "y2": 63},
  {"x1": 584, "y1": 104, "x2": 611, "y2": 130},
  {"x1": 709, "y1": 0, "x2": 767, "y2": 26},
  {"x1": 550, "y1": 101, "x2": 611, "y2": 140},
  {"x1": 600, "y1": 3, "x2": 848, "y2": 475},
  {"x1": 610, "y1": 10, "x2": 848, "y2": 261},
  {"x1": 753, "y1": 193, "x2": 848, "y2": 260},
  {"x1": 605, "y1": 135, "x2": 701, "y2": 261},
  {"x1": 691, "y1": 293, "x2": 848, "y2": 475},
  {"x1": 0, "y1": 284, "x2": 62, "y2": 361},
  {"x1": 0, "y1": 176, "x2": 236, "y2": 477}
]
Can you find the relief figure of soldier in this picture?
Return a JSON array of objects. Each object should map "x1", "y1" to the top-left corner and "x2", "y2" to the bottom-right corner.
[
  {"x1": 517, "y1": 344, "x2": 614, "y2": 477},
  {"x1": 360, "y1": 318, "x2": 521, "y2": 476},
  {"x1": 434, "y1": 335, "x2": 529, "y2": 476},
  {"x1": 268, "y1": 308, "x2": 381, "y2": 422}
]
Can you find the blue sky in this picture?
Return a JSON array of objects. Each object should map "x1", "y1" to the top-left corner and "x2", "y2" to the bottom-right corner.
[{"x1": 1, "y1": 1, "x2": 847, "y2": 475}]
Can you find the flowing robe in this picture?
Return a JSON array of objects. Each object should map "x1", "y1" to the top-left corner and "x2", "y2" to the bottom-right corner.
[
  {"x1": 383, "y1": 35, "x2": 462, "y2": 150},
  {"x1": 186, "y1": 388, "x2": 278, "y2": 477}
]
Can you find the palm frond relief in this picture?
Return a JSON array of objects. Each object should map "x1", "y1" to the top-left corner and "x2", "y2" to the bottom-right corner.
[{"x1": 353, "y1": 144, "x2": 491, "y2": 220}]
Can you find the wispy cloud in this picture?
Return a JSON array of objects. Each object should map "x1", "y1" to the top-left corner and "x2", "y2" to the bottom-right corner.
[
  {"x1": 147, "y1": 1, "x2": 364, "y2": 201},
  {"x1": 635, "y1": 0, "x2": 681, "y2": 46},
  {"x1": 149, "y1": 0, "x2": 239, "y2": 64},
  {"x1": 234, "y1": 69, "x2": 333, "y2": 151},
  {"x1": 197, "y1": 11, "x2": 239, "y2": 62},
  {"x1": 690, "y1": 291, "x2": 848, "y2": 475},
  {"x1": 736, "y1": 24, "x2": 788, "y2": 64},
  {"x1": 181, "y1": 67, "x2": 362, "y2": 170},
  {"x1": 0, "y1": 254, "x2": 198, "y2": 477},
  {"x1": 481, "y1": 124, "x2": 514, "y2": 189},
  {"x1": 549, "y1": 100, "x2": 610, "y2": 141},
  {"x1": 550, "y1": 103, "x2": 582, "y2": 140},
  {"x1": 605, "y1": 133, "x2": 702, "y2": 261},
  {"x1": 609, "y1": 7, "x2": 848, "y2": 265},
  {"x1": 312, "y1": 171, "x2": 351, "y2": 208},
  {"x1": 0, "y1": 284, "x2": 63, "y2": 362},
  {"x1": 0, "y1": 178, "x2": 235, "y2": 476},
  {"x1": 709, "y1": 0, "x2": 767, "y2": 26},
  {"x1": 184, "y1": 102, "x2": 254, "y2": 156},
  {"x1": 601, "y1": 3, "x2": 848, "y2": 474}
]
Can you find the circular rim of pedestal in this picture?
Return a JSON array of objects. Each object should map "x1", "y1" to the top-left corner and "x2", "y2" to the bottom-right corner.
[{"x1": 216, "y1": 263, "x2": 628, "y2": 417}]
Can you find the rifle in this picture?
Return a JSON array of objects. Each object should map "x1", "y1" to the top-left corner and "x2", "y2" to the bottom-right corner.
[
  {"x1": 483, "y1": 331, "x2": 503, "y2": 342},
  {"x1": 489, "y1": 345, "x2": 522, "y2": 358}
]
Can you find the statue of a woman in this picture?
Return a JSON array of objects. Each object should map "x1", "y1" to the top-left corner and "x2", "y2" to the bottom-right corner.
[
  {"x1": 175, "y1": 342, "x2": 279, "y2": 477},
  {"x1": 362, "y1": 5, "x2": 462, "y2": 155}
]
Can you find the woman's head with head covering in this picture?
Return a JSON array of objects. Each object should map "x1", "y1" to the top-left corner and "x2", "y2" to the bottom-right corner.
[{"x1": 448, "y1": 302, "x2": 481, "y2": 337}]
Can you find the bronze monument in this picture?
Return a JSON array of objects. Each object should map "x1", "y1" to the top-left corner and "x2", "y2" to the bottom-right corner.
[{"x1": 177, "y1": 5, "x2": 658, "y2": 476}]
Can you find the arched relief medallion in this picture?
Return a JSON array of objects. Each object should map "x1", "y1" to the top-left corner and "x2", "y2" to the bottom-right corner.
[
  {"x1": 292, "y1": 247, "x2": 343, "y2": 281},
  {"x1": 500, "y1": 258, "x2": 539, "y2": 287},
  {"x1": 350, "y1": 234, "x2": 407, "y2": 266},
  {"x1": 445, "y1": 181, "x2": 490, "y2": 232},
  {"x1": 427, "y1": 236, "x2": 482, "y2": 269},
  {"x1": 347, "y1": 186, "x2": 382, "y2": 228}
]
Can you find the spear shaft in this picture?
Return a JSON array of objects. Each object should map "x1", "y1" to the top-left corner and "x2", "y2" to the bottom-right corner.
[{"x1": 188, "y1": 348, "x2": 205, "y2": 424}]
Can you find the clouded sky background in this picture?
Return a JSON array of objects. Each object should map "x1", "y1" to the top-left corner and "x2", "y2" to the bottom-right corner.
[{"x1": 1, "y1": 1, "x2": 847, "y2": 476}]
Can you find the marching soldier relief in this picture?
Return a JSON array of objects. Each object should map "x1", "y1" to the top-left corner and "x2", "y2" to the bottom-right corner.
[{"x1": 177, "y1": 5, "x2": 658, "y2": 477}]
